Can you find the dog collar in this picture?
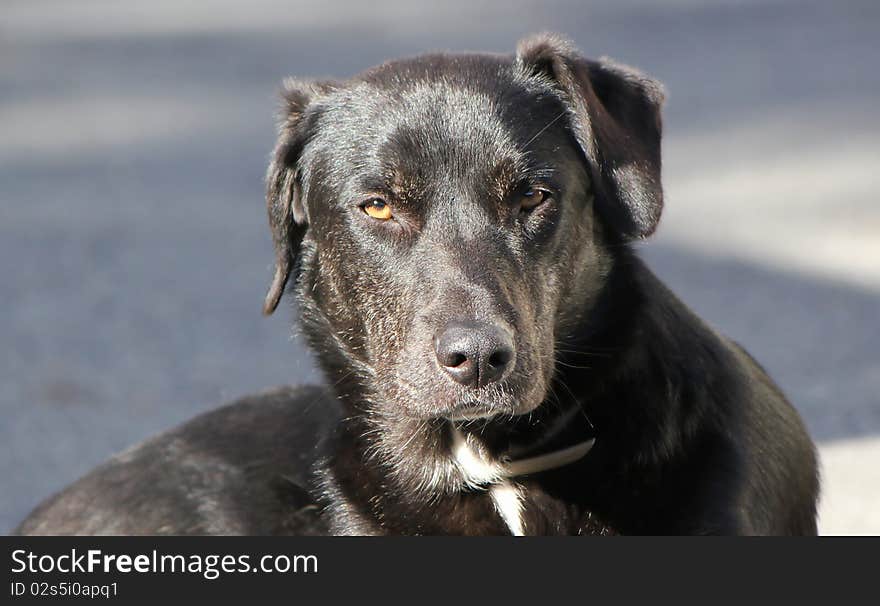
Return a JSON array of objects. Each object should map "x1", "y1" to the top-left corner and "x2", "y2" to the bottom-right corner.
[
  {"x1": 451, "y1": 421, "x2": 595, "y2": 486},
  {"x1": 504, "y1": 438, "x2": 595, "y2": 477}
]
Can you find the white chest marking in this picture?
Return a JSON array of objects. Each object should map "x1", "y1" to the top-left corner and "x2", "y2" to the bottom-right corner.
[
  {"x1": 449, "y1": 426, "x2": 594, "y2": 537},
  {"x1": 489, "y1": 481, "x2": 525, "y2": 536},
  {"x1": 450, "y1": 427, "x2": 506, "y2": 487}
]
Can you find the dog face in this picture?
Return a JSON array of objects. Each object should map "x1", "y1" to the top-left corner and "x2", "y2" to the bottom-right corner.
[{"x1": 263, "y1": 34, "x2": 664, "y2": 424}]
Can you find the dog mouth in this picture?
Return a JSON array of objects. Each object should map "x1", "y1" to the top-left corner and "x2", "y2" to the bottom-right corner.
[{"x1": 432, "y1": 388, "x2": 545, "y2": 422}]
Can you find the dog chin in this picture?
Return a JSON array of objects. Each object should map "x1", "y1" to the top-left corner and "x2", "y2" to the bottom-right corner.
[
  {"x1": 438, "y1": 395, "x2": 544, "y2": 422},
  {"x1": 442, "y1": 406, "x2": 502, "y2": 422},
  {"x1": 388, "y1": 376, "x2": 548, "y2": 421}
]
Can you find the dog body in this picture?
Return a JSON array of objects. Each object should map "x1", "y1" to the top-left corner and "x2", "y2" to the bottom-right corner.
[
  {"x1": 16, "y1": 387, "x2": 338, "y2": 535},
  {"x1": 16, "y1": 35, "x2": 819, "y2": 536}
]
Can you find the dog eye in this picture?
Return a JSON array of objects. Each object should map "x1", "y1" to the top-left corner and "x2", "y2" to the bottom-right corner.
[
  {"x1": 518, "y1": 188, "x2": 552, "y2": 212},
  {"x1": 361, "y1": 198, "x2": 393, "y2": 220}
]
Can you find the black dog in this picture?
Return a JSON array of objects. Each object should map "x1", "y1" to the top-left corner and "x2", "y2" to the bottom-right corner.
[{"x1": 17, "y1": 34, "x2": 819, "y2": 536}]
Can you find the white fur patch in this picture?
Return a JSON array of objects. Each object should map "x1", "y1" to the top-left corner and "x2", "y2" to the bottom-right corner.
[
  {"x1": 450, "y1": 427, "x2": 506, "y2": 487},
  {"x1": 490, "y1": 481, "x2": 525, "y2": 536},
  {"x1": 449, "y1": 425, "x2": 593, "y2": 536}
]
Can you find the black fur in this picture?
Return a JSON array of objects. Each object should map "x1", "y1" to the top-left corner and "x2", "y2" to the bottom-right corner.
[{"x1": 16, "y1": 34, "x2": 819, "y2": 536}]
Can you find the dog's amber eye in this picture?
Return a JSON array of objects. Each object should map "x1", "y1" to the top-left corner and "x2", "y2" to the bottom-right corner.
[
  {"x1": 362, "y1": 198, "x2": 393, "y2": 220},
  {"x1": 518, "y1": 188, "x2": 551, "y2": 211}
]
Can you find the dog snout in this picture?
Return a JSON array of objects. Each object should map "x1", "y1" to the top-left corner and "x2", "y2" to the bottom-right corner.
[{"x1": 433, "y1": 321, "x2": 515, "y2": 388}]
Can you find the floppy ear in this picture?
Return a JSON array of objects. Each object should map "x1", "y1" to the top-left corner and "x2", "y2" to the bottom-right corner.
[
  {"x1": 515, "y1": 34, "x2": 666, "y2": 238},
  {"x1": 263, "y1": 79, "x2": 333, "y2": 315}
]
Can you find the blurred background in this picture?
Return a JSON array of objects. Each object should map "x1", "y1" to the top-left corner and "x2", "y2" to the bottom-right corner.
[{"x1": 2, "y1": 0, "x2": 878, "y2": 534}]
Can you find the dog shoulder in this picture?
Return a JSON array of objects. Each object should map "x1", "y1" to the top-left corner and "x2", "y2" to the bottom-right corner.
[{"x1": 626, "y1": 258, "x2": 819, "y2": 533}]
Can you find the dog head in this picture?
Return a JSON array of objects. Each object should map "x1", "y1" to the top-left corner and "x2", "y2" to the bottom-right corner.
[{"x1": 263, "y1": 34, "x2": 664, "y2": 427}]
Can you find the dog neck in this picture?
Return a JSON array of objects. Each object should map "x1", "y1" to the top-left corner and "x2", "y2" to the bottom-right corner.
[
  {"x1": 444, "y1": 406, "x2": 595, "y2": 536},
  {"x1": 342, "y1": 392, "x2": 598, "y2": 507},
  {"x1": 449, "y1": 403, "x2": 596, "y2": 488}
]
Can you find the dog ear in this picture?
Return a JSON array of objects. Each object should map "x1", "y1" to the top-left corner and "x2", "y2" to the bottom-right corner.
[
  {"x1": 263, "y1": 79, "x2": 334, "y2": 315},
  {"x1": 515, "y1": 33, "x2": 666, "y2": 238}
]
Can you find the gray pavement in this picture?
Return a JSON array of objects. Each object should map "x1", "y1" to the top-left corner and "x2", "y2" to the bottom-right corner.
[{"x1": 2, "y1": 0, "x2": 878, "y2": 534}]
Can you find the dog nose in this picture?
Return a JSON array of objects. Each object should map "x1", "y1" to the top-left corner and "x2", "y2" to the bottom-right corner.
[{"x1": 434, "y1": 321, "x2": 515, "y2": 388}]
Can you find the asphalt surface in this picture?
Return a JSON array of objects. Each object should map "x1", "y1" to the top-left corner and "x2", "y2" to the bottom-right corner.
[{"x1": 2, "y1": 0, "x2": 878, "y2": 534}]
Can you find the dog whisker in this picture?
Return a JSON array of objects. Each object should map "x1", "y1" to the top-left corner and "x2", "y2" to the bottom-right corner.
[
  {"x1": 520, "y1": 110, "x2": 568, "y2": 149},
  {"x1": 554, "y1": 359, "x2": 593, "y2": 371}
]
